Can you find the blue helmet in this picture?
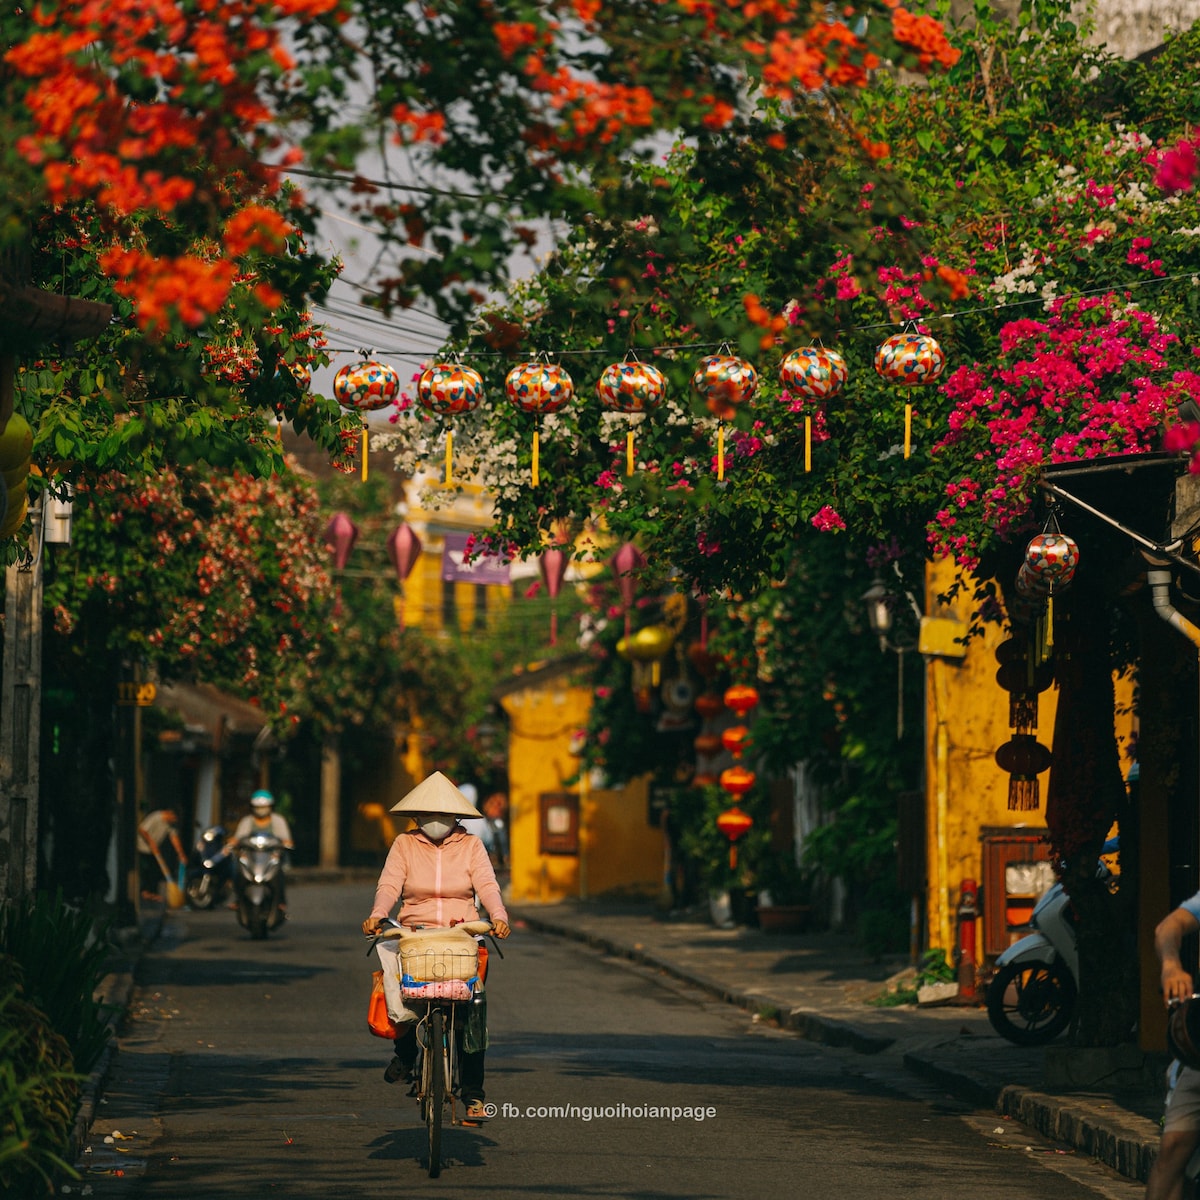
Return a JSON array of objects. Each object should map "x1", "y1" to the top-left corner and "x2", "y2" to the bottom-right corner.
[{"x1": 250, "y1": 789, "x2": 274, "y2": 810}]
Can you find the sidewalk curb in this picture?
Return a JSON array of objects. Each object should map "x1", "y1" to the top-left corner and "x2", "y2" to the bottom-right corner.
[{"x1": 71, "y1": 908, "x2": 165, "y2": 1162}]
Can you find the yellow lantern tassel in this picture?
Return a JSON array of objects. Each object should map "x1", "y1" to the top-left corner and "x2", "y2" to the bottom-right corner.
[
  {"x1": 444, "y1": 428, "x2": 453, "y2": 486},
  {"x1": 361, "y1": 426, "x2": 369, "y2": 481},
  {"x1": 531, "y1": 428, "x2": 540, "y2": 487},
  {"x1": 1045, "y1": 593, "x2": 1054, "y2": 649},
  {"x1": 804, "y1": 415, "x2": 812, "y2": 473},
  {"x1": 626, "y1": 429, "x2": 635, "y2": 476},
  {"x1": 904, "y1": 402, "x2": 912, "y2": 459},
  {"x1": 717, "y1": 425, "x2": 725, "y2": 480}
]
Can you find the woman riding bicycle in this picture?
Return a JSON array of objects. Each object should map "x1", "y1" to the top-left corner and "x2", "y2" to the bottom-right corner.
[{"x1": 360, "y1": 772, "x2": 511, "y2": 1122}]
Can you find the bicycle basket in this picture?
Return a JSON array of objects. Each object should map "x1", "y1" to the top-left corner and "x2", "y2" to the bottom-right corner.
[{"x1": 398, "y1": 929, "x2": 480, "y2": 986}]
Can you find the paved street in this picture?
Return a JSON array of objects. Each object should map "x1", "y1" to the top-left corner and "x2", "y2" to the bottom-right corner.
[{"x1": 76, "y1": 882, "x2": 1145, "y2": 1199}]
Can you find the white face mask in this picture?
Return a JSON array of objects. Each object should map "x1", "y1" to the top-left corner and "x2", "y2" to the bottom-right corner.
[{"x1": 418, "y1": 816, "x2": 456, "y2": 843}]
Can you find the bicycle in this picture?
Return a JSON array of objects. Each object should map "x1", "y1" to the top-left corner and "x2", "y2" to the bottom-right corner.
[{"x1": 369, "y1": 918, "x2": 495, "y2": 1177}]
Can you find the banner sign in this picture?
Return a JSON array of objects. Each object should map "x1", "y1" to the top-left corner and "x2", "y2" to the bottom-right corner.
[{"x1": 441, "y1": 532, "x2": 511, "y2": 586}]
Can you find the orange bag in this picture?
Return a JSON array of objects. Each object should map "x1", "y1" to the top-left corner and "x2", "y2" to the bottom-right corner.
[{"x1": 367, "y1": 970, "x2": 399, "y2": 1039}]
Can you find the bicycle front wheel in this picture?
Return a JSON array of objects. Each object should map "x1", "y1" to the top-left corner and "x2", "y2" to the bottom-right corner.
[{"x1": 426, "y1": 1008, "x2": 444, "y2": 1177}]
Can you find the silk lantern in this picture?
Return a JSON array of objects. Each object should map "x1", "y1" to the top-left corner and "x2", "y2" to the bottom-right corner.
[
  {"x1": 506, "y1": 361, "x2": 574, "y2": 486},
  {"x1": 597, "y1": 358, "x2": 667, "y2": 475},
  {"x1": 333, "y1": 359, "x2": 401, "y2": 481},
  {"x1": 716, "y1": 798, "x2": 754, "y2": 870},
  {"x1": 386, "y1": 524, "x2": 423, "y2": 629},
  {"x1": 609, "y1": 541, "x2": 646, "y2": 638},
  {"x1": 1022, "y1": 529, "x2": 1079, "y2": 652},
  {"x1": 539, "y1": 547, "x2": 570, "y2": 645},
  {"x1": 723, "y1": 684, "x2": 760, "y2": 718},
  {"x1": 416, "y1": 361, "x2": 484, "y2": 485},
  {"x1": 691, "y1": 354, "x2": 758, "y2": 480},
  {"x1": 324, "y1": 512, "x2": 359, "y2": 570},
  {"x1": 780, "y1": 346, "x2": 847, "y2": 472},
  {"x1": 873, "y1": 330, "x2": 946, "y2": 459}
]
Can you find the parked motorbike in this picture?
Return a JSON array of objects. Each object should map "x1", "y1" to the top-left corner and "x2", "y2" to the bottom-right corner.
[
  {"x1": 234, "y1": 831, "x2": 286, "y2": 939},
  {"x1": 185, "y1": 825, "x2": 232, "y2": 911},
  {"x1": 986, "y1": 844, "x2": 1117, "y2": 1046}
]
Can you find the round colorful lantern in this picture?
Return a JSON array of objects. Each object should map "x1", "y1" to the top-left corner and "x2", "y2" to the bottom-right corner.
[
  {"x1": 334, "y1": 359, "x2": 400, "y2": 412},
  {"x1": 723, "y1": 684, "x2": 760, "y2": 718},
  {"x1": 716, "y1": 802, "x2": 754, "y2": 869},
  {"x1": 598, "y1": 359, "x2": 668, "y2": 475},
  {"x1": 284, "y1": 360, "x2": 312, "y2": 392},
  {"x1": 506, "y1": 361, "x2": 575, "y2": 486},
  {"x1": 1024, "y1": 532, "x2": 1079, "y2": 586},
  {"x1": 721, "y1": 725, "x2": 751, "y2": 759},
  {"x1": 333, "y1": 359, "x2": 401, "y2": 481},
  {"x1": 692, "y1": 354, "x2": 758, "y2": 480},
  {"x1": 417, "y1": 362, "x2": 484, "y2": 485},
  {"x1": 780, "y1": 346, "x2": 847, "y2": 472},
  {"x1": 874, "y1": 331, "x2": 946, "y2": 460}
]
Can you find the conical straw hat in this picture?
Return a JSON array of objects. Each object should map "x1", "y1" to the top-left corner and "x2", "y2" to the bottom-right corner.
[{"x1": 390, "y1": 771, "x2": 484, "y2": 818}]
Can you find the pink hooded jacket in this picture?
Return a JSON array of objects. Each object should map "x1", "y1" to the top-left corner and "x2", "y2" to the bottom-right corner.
[{"x1": 369, "y1": 826, "x2": 509, "y2": 928}]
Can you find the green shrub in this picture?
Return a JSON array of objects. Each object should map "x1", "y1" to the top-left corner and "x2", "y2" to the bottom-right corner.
[
  {"x1": 0, "y1": 975, "x2": 81, "y2": 1196},
  {"x1": 0, "y1": 889, "x2": 115, "y2": 1075}
]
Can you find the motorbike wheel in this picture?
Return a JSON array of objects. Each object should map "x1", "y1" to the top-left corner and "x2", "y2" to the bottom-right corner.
[
  {"x1": 185, "y1": 874, "x2": 216, "y2": 911},
  {"x1": 425, "y1": 1009, "x2": 444, "y2": 1178},
  {"x1": 248, "y1": 907, "x2": 269, "y2": 940},
  {"x1": 986, "y1": 959, "x2": 1076, "y2": 1045}
]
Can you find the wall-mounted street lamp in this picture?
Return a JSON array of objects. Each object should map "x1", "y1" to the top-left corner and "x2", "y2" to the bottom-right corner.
[{"x1": 861, "y1": 574, "x2": 921, "y2": 739}]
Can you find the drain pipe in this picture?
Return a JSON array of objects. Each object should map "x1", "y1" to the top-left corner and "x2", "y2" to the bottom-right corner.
[{"x1": 1144, "y1": 555, "x2": 1200, "y2": 649}]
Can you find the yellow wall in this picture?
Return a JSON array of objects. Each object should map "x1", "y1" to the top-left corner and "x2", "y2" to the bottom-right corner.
[
  {"x1": 500, "y1": 681, "x2": 663, "y2": 904},
  {"x1": 924, "y1": 559, "x2": 1133, "y2": 960}
]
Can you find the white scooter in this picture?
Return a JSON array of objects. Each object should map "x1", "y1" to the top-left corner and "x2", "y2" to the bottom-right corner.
[{"x1": 985, "y1": 843, "x2": 1117, "y2": 1046}]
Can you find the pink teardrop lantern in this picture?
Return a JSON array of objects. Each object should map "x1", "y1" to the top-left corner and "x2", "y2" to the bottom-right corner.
[
  {"x1": 386, "y1": 524, "x2": 423, "y2": 628},
  {"x1": 539, "y1": 547, "x2": 570, "y2": 645},
  {"x1": 609, "y1": 542, "x2": 646, "y2": 638},
  {"x1": 324, "y1": 512, "x2": 359, "y2": 570}
]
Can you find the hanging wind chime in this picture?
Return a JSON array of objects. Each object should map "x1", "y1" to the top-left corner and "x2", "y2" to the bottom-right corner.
[
  {"x1": 505, "y1": 358, "x2": 574, "y2": 486},
  {"x1": 332, "y1": 359, "x2": 401, "y2": 481},
  {"x1": 691, "y1": 352, "x2": 758, "y2": 480},
  {"x1": 873, "y1": 327, "x2": 946, "y2": 458},
  {"x1": 779, "y1": 345, "x2": 847, "y2": 472},
  {"x1": 596, "y1": 356, "x2": 667, "y2": 475},
  {"x1": 416, "y1": 360, "x2": 484, "y2": 485}
]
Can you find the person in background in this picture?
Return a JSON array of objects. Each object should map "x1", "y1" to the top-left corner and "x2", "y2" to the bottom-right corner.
[
  {"x1": 361, "y1": 772, "x2": 511, "y2": 1123},
  {"x1": 227, "y1": 790, "x2": 295, "y2": 913},
  {"x1": 483, "y1": 791, "x2": 509, "y2": 868},
  {"x1": 137, "y1": 808, "x2": 186, "y2": 902},
  {"x1": 456, "y1": 782, "x2": 497, "y2": 860},
  {"x1": 1145, "y1": 892, "x2": 1200, "y2": 1200}
]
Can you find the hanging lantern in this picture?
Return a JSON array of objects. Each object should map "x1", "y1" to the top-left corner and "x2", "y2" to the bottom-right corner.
[
  {"x1": 617, "y1": 623, "x2": 677, "y2": 689},
  {"x1": 694, "y1": 732, "x2": 722, "y2": 758},
  {"x1": 692, "y1": 353, "x2": 758, "y2": 480},
  {"x1": 721, "y1": 725, "x2": 751, "y2": 759},
  {"x1": 597, "y1": 358, "x2": 668, "y2": 475},
  {"x1": 324, "y1": 512, "x2": 359, "y2": 570},
  {"x1": 719, "y1": 763, "x2": 756, "y2": 799},
  {"x1": 416, "y1": 361, "x2": 485, "y2": 485},
  {"x1": 873, "y1": 330, "x2": 946, "y2": 459},
  {"x1": 506, "y1": 361, "x2": 574, "y2": 486},
  {"x1": 609, "y1": 542, "x2": 646, "y2": 638},
  {"x1": 539, "y1": 547, "x2": 570, "y2": 645},
  {"x1": 723, "y1": 684, "x2": 760, "y2": 718},
  {"x1": 333, "y1": 359, "x2": 401, "y2": 482},
  {"x1": 692, "y1": 772, "x2": 718, "y2": 790},
  {"x1": 1024, "y1": 532, "x2": 1079, "y2": 585},
  {"x1": 687, "y1": 642, "x2": 718, "y2": 679},
  {"x1": 386, "y1": 524, "x2": 423, "y2": 628},
  {"x1": 780, "y1": 347, "x2": 847, "y2": 473},
  {"x1": 995, "y1": 733, "x2": 1052, "y2": 811},
  {"x1": 716, "y1": 803, "x2": 754, "y2": 869},
  {"x1": 284, "y1": 360, "x2": 312, "y2": 391},
  {"x1": 695, "y1": 692, "x2": 723, "y2": 720}
]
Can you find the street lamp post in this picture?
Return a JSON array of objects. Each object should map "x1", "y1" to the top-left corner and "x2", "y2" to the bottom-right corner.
[{"x1": 861, "y1": 576, "x2": 918, "y2": 740}]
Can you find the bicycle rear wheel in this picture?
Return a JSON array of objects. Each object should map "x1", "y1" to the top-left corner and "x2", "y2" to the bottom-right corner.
[{"x1": 425, "y1": 1008, "x2": 444, "y2": 1177}]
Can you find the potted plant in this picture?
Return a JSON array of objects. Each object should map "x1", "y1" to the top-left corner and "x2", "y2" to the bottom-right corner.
[{"x1": 754, "y1": 853, "x2": 814, "y2": 934}]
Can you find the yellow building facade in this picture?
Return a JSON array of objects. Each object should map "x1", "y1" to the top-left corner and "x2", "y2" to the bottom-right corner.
[{"x1": 922, "y1": 558, "x2": 1133, "y2": 966}]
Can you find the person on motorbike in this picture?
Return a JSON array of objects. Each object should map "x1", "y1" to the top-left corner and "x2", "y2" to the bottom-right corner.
[
  {"x1": 227, "y1": 790, "x2": 294, "y2": 914},
  {"x1": 1145, "y1": 891, "x2": 1200, "y2": 1200},
  {"x1": 360, "y1": 771, "x2": 511, "y2": 1123}
]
